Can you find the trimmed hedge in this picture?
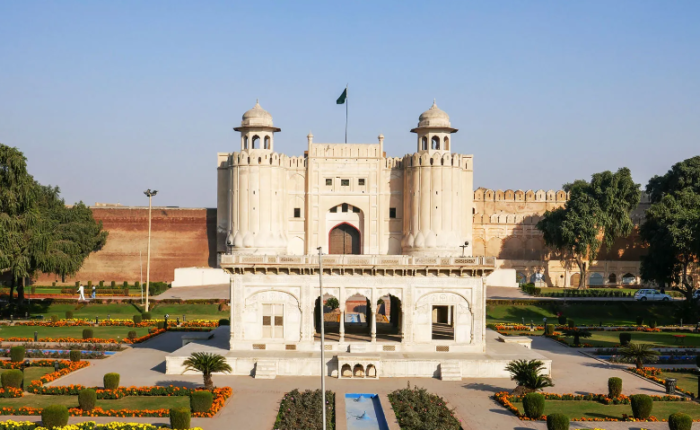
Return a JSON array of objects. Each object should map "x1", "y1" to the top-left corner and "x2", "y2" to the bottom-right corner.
[
  {"x1": 50, "y1": 315, "x2": 59, "y2": 323},
  {"x1": 82, "y1": 328, "x2": 94, "y2": 340},
  {"x1": 65, "y1": 311, "x2": 74, "y2": 319},
  {"x1": 190, "y1": 390, "x2": 213, "y2": 413},
  {"x1": 619, "y1": 333, "x2": 632, "y2": 345},
  {"x1": 103, "y1": 373, "x2": 120, "y2": 389},
  {"x1": 218, "y1": 318, "x2": 230, "y2": 326},
  {"x1": 79, "y1": 389, "x2": 96, "y2": 411},
  {"x1": 133, "y1": 315, "x2": 142, "y2": 324},
  {"x1": 608, "y1": 377, "x2": 622, "y2": 398},
  {"x1": 546, "y1": 413, "x2": 569, "y2": 430},
  {"x1": 630, "y1": 394, "x2": 653, "y2": 420},
  {"x1": 127, "y1": 331, "x2": 137, "y2": 341},
  {"x1": 10, "y1": 346, "x2": 25, "y2": 363},
  {"x1": 544, "y1": 324, "x2": 554, "y2": 336},
  {"x1": 668, "y1": 412, "x2": 693, "y2": 430},
  {"x1": 1, "y1": 370, "x2": 23, "y2": 389},
  {"x1": 142, "y1": 312, "x2": 152, "y2": 320},
  {"x1": 523, "y1": 393, "x2": 545, "y2": 419},
  {"x1": 387, "y1": 386, "x2": 457, "y2": 430},
  {"x1": 156, "y1": 321, "x2": 165, "y2": 330},
  {"x1": 69, "y1": 350, "x2": 81, "y2": 362},
  {"x1": 41, "y1": 405, "x2": 69, "y2": 429},
  {"x1": 169, "y1": 407, "x2": 191, "y2": 430}
]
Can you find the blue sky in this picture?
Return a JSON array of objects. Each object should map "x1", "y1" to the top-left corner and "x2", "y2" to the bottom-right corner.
[{"x1": 1, "y1": 1, "x2": 698, "y2": 207}]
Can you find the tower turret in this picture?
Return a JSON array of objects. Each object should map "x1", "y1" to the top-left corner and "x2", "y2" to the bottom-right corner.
[{"x1": 411, "y1": 100, "x2": 458, "y2": 155}]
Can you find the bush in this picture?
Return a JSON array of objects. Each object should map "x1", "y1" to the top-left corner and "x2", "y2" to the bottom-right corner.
[
  {"x1": 157, "y1": 321, "x2": 165, "y2": 330},
  {"x1": 557, "y1": 315, "x2": 567, "y2": 325},
  {"x1": 190, "y1": 390, "x2": 214, "y2": 413},
  {"x1": 122, "y1": 281, "x2": 128, "y2": 288},
  {"x1": 128, "y1": 331, "x2": 137, "y2": 340},
  {"x1": 668, "y1": 412, "x2": 693, "y2": 430},
  {"x1": 218, "y1": 318, "x2": 230, "y2": 326},
  {"x1": 630, "y1": 394, "x2": 653, "y2": 419},
  {"x1": 133, "y1": 314, "x2": 142, "y2": 324},
  {"x1": 110, "y1": 281, "x2": 116, "y2": 288},
  {"x1": 82, "y1": 328, "x2": 94, "y2": 339},
  {"x1": 636, "y1": 316, "x2": 644, "y2": 326},
  {"x1": 41, "y1": 405, "x2": 69, "y2": 429},
  {"x1": 99, "y1": 281, "x2": 104, "y2": 287},
  {"x1": 69, "y1": 350, "x2": 81, "y2": 362},
  {"x1": 65, "y1": 311, "x2": 74, "y2": 319},
  {"x1": 50, "y1": 315, "x2": 59, "y2": 323},
  {"x1": 544, "y1": 324, "x2": 554, "y2": 336},
  {"x1": 87, "y1": 281, "x2": 92, "y2": 288},
  {"x1": 104, "y1": 373, "x2": 120, "y2": 389},
  {"x1": 78, "y1": 389, "x2": 96, "y2": 411},
  {"x1": 10, "y1": 345, "x2": 25, "y2": 362},
  {"x1": 619, "y1": 333, "x2": 632, "y2": 346},
  {"x1": 608, "y1": 377, "x2": 622, "y2": 398},
  {"x1": 567, "y1": 319, "x2": 575, "y2": 328},
  {"x1": 649, "y1": 320, "x2": 657, "y2": 329},
  {"x1": 135, "y1": 281, "x2": 140, "y2": 289},
  {"x1": 170, "y1": 407, "x2": 191, "y2": 430},
  {"x1": 386, "y1": 386, "x2": 458, "y2": 430},
  {"x1": 1, "y1": 370, "x2": 23, "y2": 389},
  {"x1": 75, "y1": 281, "x2": 80, "y2": 288},
  {"x1": 546, "y1": 413, "x2": 569, "y2": 430},
  {"x1": 142, "y1": 312, "x2": 152, "y2": 320},
  {"x1": 523, "y1": 393, "x2": 545, "y2": 419}
]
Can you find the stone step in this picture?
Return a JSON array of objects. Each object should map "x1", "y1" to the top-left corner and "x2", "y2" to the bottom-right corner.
[
  {"x1": 254, "y1": 360, "x2": 277, "y2": 379},
  {"x1": 440, "y1": 361, "x2": 462, "y2": 381}
]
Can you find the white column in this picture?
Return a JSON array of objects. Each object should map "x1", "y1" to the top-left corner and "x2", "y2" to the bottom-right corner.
[
  {"x1": 339, "y1": 309, "x2": 345, "y2": 342},
  {"x1": 370, "y1": 308, "x2": 376, "y2": 343}
]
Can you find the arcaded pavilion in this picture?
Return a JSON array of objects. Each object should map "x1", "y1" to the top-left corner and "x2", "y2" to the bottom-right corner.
[{"x1": 166, "y1": 101, "x2": 550, "y2": 380}]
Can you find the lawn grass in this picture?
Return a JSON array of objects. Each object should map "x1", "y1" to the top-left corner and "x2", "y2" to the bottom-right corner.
[
  {"x1": 486, "y1": 302, "x2": 680, "y2": 326},
  {"x1": 657, "y1": 371, "x2": 698, "y2": 395},
  {"x1": 583, "y1": 331, "x2": 700, "y2": 347},
  {"x1": 514, "y1": 399, "x2": 700, "y2": 420},
  {"x1": 22, "y1": 367, "x2": 53, "y2": 390},
  {"x1": 0, "y1": 394, "x2": 190, "y2": 410},
  {"x1": 149, "y1": 304, "x2": 227, "y2": 320},
  {"x1": 0, "y1": 326, "x2": 150, "y2": 339},
  {"x1": 19, "y1": 302, "x2": 223, "y2": 321}
]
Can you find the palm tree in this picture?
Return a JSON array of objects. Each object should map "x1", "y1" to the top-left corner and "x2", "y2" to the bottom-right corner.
[
  {"x1": 504, "y1": 359, "x2": 554, "y2": 394},
  {"x1": 182, "y1": 352, "x2": 232, "y2": 390},
  {"x1": 562, "y1": 328, "x2": 592, "y2": 346},
  {"x1": 619, "y1": 343, "x2": 660, "y2": 369}
]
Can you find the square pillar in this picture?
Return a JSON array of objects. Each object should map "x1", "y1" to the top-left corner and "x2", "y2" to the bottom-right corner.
[
  {"x1": 371, "y1": 309, "x2": 377, "y2": 342},
  {"x1": 339, "y1": 310, "x2": 345, "y2": 342}
]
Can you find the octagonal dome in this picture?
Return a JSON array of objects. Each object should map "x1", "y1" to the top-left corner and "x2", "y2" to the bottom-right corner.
[
  {"x1": 418, "y1": 100, "x2": 451, "y2": 128},
  {"x1": 235, "y1": 100, "x2": 281, "y2": 131}
]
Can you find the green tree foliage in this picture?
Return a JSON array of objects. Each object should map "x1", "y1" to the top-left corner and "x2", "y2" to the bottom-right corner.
[
  {"x1": 325, "y1": 297, "x2": 339, "y2": 310},
  {"x1": 0, "y1": 144, "x2": 107, "y2": 302},
  {"x1": 619, "y1": 343, "x2": 660, "y2": 369},
  {"x1": 536, "y1": 168, "x2": 641, "y2": 289},
  {"x1": 640, "y1": 156, "x2": 700, "y2": 300}
]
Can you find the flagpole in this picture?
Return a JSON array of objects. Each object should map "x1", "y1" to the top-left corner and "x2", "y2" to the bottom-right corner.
[{"x1": 344, "y1": 84, "x2": 348, "y2": 144}]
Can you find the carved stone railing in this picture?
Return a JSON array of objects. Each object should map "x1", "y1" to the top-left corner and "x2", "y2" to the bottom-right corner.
[{"x1": 220, "y1": 254, "x2": 495, "y2": 268}]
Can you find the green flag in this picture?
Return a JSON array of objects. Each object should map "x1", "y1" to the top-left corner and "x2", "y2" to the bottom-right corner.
[{"x1": 336, "y1": 88, "x2": 347, "y2": 104}]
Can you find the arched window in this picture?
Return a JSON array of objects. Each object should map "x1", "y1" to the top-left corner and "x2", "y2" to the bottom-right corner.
[
  {"x1": 608, "y1": 273, "x2": 617, "y2": 284},
  {"x1": 251, "y1": 135, "x2": 260, "y2": 149},
  {"x1": 421, "y1": 136, "x2": 428, "y2": 151},
  {"x1": 244, "y1": 136, "x2": 249, "y2": 149},
  {"x1": 264, "y1": 136, "x2": 270, "y2": 149},
  {"x1": 431, "y1": 136, "x2": 440, "y2": 150},
  {"x1": 444, "y1": 136, "x2": 449, "y2": 150}
]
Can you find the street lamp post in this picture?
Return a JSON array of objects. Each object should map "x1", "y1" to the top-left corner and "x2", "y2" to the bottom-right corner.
[
  {"x1": 317, "y1": 247, "x2": 327, "y2": 430},
  {"x1": 460, "y1": 241, "x2": 470, "y2": 257},
  {"x1": 144, "y1": 189, "x2": 158, "y2": 312}
]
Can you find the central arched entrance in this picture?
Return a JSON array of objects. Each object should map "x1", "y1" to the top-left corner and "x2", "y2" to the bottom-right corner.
[{"x1": 329, "y1": 223, "x2": 360, "y2": 255}]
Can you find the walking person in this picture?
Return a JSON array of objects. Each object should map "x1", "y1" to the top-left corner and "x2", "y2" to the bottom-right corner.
[
  {"x1": 91, "y1": 284, "x2": 96, "y2": 299},
  {"x1": 78, "y1": 284, "x2": 86, "y2": 301}
]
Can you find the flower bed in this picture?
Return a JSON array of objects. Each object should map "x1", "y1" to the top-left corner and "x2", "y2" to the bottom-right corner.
[
  {"x1": 495, "y1": 391, "x2": 691, "y2": 422},
  {"x1": 0, "y1": 388, "x2": 24, "y2": 399},
  {"x1": 273, "y1": 389, "x2": 335, "y2": 430},
  {"x1": 0, "y1": 421, "x2": 203, "y2": 430},
  {"x1": 628, "y1": 367, "x2": 697, "y2": 397},
  {"x1": 10, "y1": 319, "x2": 218, "y2": 328},
  {"x1": 0, "y1": 349, "x2": 109, "y2": 360},
  {"x1": 387, "y1": 386, "x2": 461, "y2": 430}
]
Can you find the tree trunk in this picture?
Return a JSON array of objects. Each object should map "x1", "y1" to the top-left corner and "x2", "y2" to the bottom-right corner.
[
  {"x1": 636, "y1": 359, "x2": 642, "y2": 369},
  {"x1": 9, "y1": 277, "x2": 15, "y2": 304},
  {"x1": 577, "y1": 260, "x2": 587, "y2": 290},
  {"x1": 682, "y1": 262, "x2": 693, "y2": 301},
  {"x1": 17, "y1": 277, "x2": 25, "y2": 305},
  {"x1": 203, "y1": 373, "x2": 213, "y2": 390}
]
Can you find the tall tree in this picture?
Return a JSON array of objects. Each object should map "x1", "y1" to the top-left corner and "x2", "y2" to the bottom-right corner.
[
  {"x1": 536, "y1": 168, "x2": 641, "y2": 289},
  {"x1": 0, "y1": 144, "x2": 107, "y2": 303},
  {"x1": 640, "y1": 156, "x2": 700, "y2": 300}
]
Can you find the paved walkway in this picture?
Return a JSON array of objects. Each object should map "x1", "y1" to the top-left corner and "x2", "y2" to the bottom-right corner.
[{"x1": 5, "y1": 331, "x2": 698, "y2": 429}]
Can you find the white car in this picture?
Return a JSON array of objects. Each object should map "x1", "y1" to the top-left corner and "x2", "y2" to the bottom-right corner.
[{"x1": 634, "y1": 289, "x2": 672, "y2": 301}]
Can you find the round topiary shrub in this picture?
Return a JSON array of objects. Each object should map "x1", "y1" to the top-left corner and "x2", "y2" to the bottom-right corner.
[
  {"x1": 546, "y1": 413, "x2": 569, "y2": 430},
  {"x1": 78, "y1": 388, "x2": 96, "y2": 411},
  {"x1": 1, "y1": 370, "x2": 24, "y2": 389},
  {"x1": 65, "y1": 311, "x2": 74, "y2": 319},
  {"x1": 41, "y1": 405, "x2": 69, "y2": 429},
  {"x1": 218, "y1": 318, "x2": 230, "y2": 326},
  {"x1": 133, "y1": 314, "x2": 142, "y2": 324},
  {"x1": 82, "y1": 328, "x2": 94, "y2": 340},
  {"x1": 544, "y1": 324, "x2": 554, "y2": 336},
  {"x1": 557, "y1": 315, "x2": 567, "y2": 325},
  {"x1": 157, "y1": 321, "x2": 165, "y2": 330},
  {"x1": 668, "y1": 412, "x2": 693, "y2": 430},
  {"x1": 103, "y1": 373, "x2": 120, "y2": 389},
  {"x1": 608, "y1": 377, "x2": 622, "y2": 398},
  {"x1": 567, "y1": 319, "x2": 575, "y2": 328},
  {"x1": 69, "y1": 350, "x2": 81, "y2": 362},
  {"x1": 127, "y1": 330, "x2": 137, "y2": 340},
  {"x1": 170, "y1": 407, "x2": 191, "y2": 430},
  {"x1": 630, "y1": 394, "x2": 653, "y2": 419},
  {"x1": 10, "y1": 345, "x2": 25, "y2": 363},
  {"x1": 636, "y1": 316, "x2": 644, "y2": 326},
  {"x1": 190, "y1": 390, "x2": 214, "y2": 413},
  {"x1": 619, "y1": 333, "x2": 632, "y2": 346},
  {"x1": 142, "y1": 312, "x2": 152, "y2": 320},
  {"x1": 523, "y1": 393, "x2": 545, "y2": 419},
  {"x1": 50, "y1": 315, "x2": 59, "y2": 323}
]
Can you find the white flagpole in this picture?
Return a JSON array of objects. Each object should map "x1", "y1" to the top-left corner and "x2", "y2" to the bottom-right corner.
[{"x1": 345, "y1": 84, "x2": 348, "y2": 144}]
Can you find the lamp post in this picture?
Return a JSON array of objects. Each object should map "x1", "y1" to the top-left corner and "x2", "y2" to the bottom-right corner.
[
  {"x1": 460, "y1": 241, "x2": 469, "y2": 257},
  {"x1": 317, "y1": 247, "x2": 327, "y2": 430},
  {"x1": 144, "y1": 189, "x2": 158, "y2": 312}
]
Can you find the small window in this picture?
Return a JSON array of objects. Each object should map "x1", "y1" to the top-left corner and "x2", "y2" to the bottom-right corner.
[
  {"x1": 293, "y1": 208, "x2": 301, "y2": 218},
  {"x1": 330, "y1": 206, "x2": 337, "y2": 213},
  {"x1": 341, "y1": 179, "x2": 349, "y2": 186},
  {"x1": 326, "y1": 179, "x2": 332, "y2": 186},
  {"x1": 352, "y1": 206, "x2": 360, "y2": 213},
  {"x1": 389, "y1": 208, "x2": 397, "y2": 219},
  {"x1": 342, "y1": 203, "x2": 348, "y2": 213},
  {"x1": 358, "y1": 179, "x2": 365, "y2": 186}
]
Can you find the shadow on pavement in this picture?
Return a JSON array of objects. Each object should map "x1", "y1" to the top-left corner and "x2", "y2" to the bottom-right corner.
[
  {"x1": 151, "y1": 361, "x2": 166, "y2": 373},
  {"x1": 463, "y1": 382, "x2": 508, "y2": 393},
  {"x1": 155, "y1": 380, "x2": 202, "y2": 389}
]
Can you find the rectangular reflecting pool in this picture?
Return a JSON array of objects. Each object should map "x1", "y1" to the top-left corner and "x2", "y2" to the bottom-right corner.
[{"x1": 345, "y1": 393, "x2": 390, "y2": 430}]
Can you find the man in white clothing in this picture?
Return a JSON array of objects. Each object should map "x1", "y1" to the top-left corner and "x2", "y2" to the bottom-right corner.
[{"x1": 78, "y1": 284, "x2": 86, "y2": 301}]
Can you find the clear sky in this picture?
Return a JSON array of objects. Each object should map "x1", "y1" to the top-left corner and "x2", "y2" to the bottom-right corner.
[{"x1": 1, "y1": 1, "x2": 698, "y2": 208}]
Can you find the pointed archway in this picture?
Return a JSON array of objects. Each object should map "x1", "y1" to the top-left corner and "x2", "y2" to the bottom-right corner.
[{"x1": 329, "y1": 223, "x2": 361, "y2": 255}]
